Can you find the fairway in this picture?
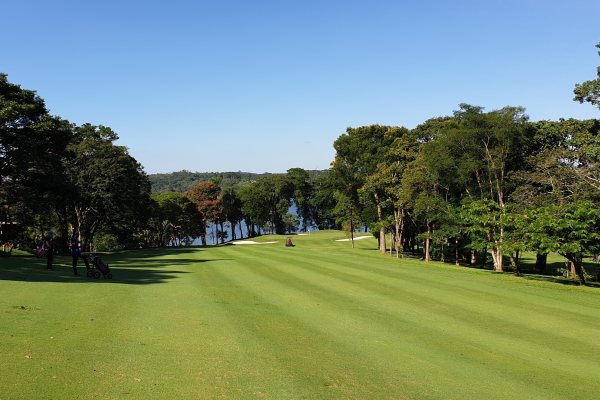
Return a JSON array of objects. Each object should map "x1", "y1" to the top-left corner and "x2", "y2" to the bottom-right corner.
[{"x1": 1, "y1": 231, "x2": 599, "y2": 400}]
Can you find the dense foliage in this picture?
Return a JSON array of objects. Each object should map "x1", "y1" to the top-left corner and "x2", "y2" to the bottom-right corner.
[
  {"x1": 1, "y1": 74, "x2": 152, "y2": 252},
  {"x1": 149, "y1": 169, "x2": 328, "y2": 193}
]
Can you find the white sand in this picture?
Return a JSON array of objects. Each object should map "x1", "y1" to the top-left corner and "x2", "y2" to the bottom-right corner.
[
  {"x1": 231, "y1": 240, "x2": 278, "y2": 245},
  {"x1": 335, "y1": 236, "x2": 372, "y2": 242}
]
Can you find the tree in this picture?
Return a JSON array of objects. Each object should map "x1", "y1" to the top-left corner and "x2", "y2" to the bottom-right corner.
[
  {"x1": 511, "y1": 119, "x2": 600, "y2": 271},
  {"x1": 1, "y1": 74, "x2": 79, "y2": 249},
  {"x1": 242, "y1": 175, "x2": 294, "y2": 235},
  {"x1": 440, "y1": 105, "x2": 529, "y2": 271},
  {"x1": 282, "y1": 212, "x2": 299, "y2": 234},
  {"x1": 526, "y1": 201, "x2": 600, "y2": 284},
  {"x1": 185, "y1": 180, "x2": 222, "y2": 245},
  {"x1": 332, "y1": 191, "x2": 359, "y2": 248},
  {"x1": 398, "y1": 119, "x2": 460, "y2": 262},
  {"x1": 574, "y1": 42, "x2": 600, "y2": 110},
  {"x1": 287, "y1": 168, "x2": 314, "y2": 231},
  {"x1": 221, "y1": 188, "x2": 243, "y2": 240},
  {"x1": 568, "y1": 119, "x2": 600, "y2": 194},
  {"x1": 332, "y1": 125, "x2": 405, "y2": 253},
  {"x1": 0, "y1": 73, "x2": 48, "y2": 183},
  {"x1": 400, "y1": 153, "x2": 438, "y2": 262},
  {"x1": 150, "y1": 192, "x2": 200, "y2": 246},
  {"x1": 310, "y1": 174, "x2": 338, "y2": 230},
  {"x1": 67, "y1": 124, "x2": 151, "y2": 250}
]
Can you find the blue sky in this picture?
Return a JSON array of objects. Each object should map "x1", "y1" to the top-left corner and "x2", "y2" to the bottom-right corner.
[{"x1": 2, "y1": 0, "x2": 599, "y2": 173}]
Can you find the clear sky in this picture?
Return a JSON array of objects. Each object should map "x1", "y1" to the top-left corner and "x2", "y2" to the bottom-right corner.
[{"x1": 2, "y1": 0, "x2": 599, "y2": 174}]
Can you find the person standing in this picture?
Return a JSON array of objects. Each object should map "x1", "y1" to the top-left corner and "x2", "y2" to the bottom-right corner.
[
  {"x1": 44, "y1": 230, "x2": 55, "y2": 270},
  {"x1": 70, "y1": 228, "x2": 88, "y2": 275}
]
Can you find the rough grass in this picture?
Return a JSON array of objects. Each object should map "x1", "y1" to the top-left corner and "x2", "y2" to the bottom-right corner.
[{"x1": 1, "y1": 231, "x2": 599, "y2": 399}]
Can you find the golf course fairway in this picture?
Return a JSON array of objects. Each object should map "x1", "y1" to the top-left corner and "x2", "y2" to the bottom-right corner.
[{"x1": 1, "y1": 231, "x2": 599, "y2": 399}]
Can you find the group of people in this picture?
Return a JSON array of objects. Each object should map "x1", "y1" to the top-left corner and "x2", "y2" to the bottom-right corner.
[{"x1": 43, "y1": 228, "x2": 89, "y2": 275}]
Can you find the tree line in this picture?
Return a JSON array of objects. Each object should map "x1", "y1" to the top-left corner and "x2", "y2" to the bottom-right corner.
[
  {"x1": 329, "y1": 111, "x2": 599, "y2": 283},
  {"x1": 327, "y1": 43, "x2": 600, "y2": 283},
  {"x1": 0, "y1": 73, "x2": 336, "y2": 252},
  {"x1": 1, "y1": 42, "x2": 599, "y2": 283},
  {"x1": 149, "y1": 169, "x2": 328, "y2": 193},
  {"x1": 148, "y1": 168, "x2": 337, "y2": 247},
  {"x1": 150, "y1": 104, "x2": 599, "y2": 284}
]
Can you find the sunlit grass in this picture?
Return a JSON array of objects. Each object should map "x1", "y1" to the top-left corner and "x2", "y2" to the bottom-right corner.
[{"x1": 1, "y1": 231, "x2": 599, "y2": 399}]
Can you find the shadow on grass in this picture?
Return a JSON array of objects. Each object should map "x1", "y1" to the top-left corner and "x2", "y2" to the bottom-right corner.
[
  {"x1": 518, "y1": 273, "x2": 600, "y2": 288},
  {"x1": 358, "y1": 246, "x2": 600, "y2": 288},
  {"x1": 0, "y1": 247, "x2": 230, "y2": 285}
]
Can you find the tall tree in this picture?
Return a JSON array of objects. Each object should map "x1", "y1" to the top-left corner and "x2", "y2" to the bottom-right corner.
[
  {"x1": 239, "y1": 182, "x2": 269, "y2": 236},
  {"x1": 185, "y1": 180, "x2": 222, "y2": 245},
  {"x1": 287, "y1": 168, "x2": 314, "y2": 231},
  {"x1": 574, "y1": 42, "x2": 600, "y2": 110},
  {"x1": 67, "y1": 124, "x2": 151, "y2": 250},
  {"x1": 526, "y1": 201, "x2": 600, "y2": 284},
  {"x1": 150, "y1": 192, "x2": 200, "y2": 246},
  {"x1": 1, "y1": 74, "x2": 74, "y2": 248},
  {"x1": 332, "y1": 192, "x2": 360, "y2": 248},
  {"x1": 398, "y1": 118, "x2": 458, "y2": 261},
  {"x1": 445, "y1": 105, "x2": 529, "y2": 271},
  {"x1": 332, "y1": 125, "x2": 405, "y2": 253},
  {"x1": 311, "y1": 174, "x2": 338, "y2": 230},
  {"x1": 254, "y1": 175, "x2": 294, "y2": 234},
  {"x1": 221, "y1": 187, "x2": 243, "y2": 240}
]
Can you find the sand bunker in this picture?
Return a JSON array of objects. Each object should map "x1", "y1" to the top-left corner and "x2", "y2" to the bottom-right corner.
[
  {"x1": 335, "y1": 236, "x2": 372, "y2": 242},
  {"x1": 231, "y1": 240, "x2": 278, "y2": 245}
]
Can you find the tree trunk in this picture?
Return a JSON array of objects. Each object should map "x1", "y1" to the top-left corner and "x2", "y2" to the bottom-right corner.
[
  {"x1": 424, "y1": 222, "x2": 431, "y2": 262},
  {"x1": 350, "y1": 219, "x2": 355, "y2": 249},
  {"x1": 374, "y1": 194, "x2": 386, "y2": 254},
  {"x1": 491, "y1": 247, "x2": 504, "y2": 272},
  {"x1": 56, "y1": 206, "x2": 69, "y2": 254},
  {"x1": 231, "y1": 222, "x2": 236, "y2": 241},
  {"x1": 510, "y1": 250, "x2": 521, "y2": 276},
  {"x1": 564, "y1": 253, "x2": 586, "y2": 284},
  {"x1": 535, "y1": 253, "x2": 547, "y2": 274},
  {"x1": 471, "y1": 249, "x2": 477, "y2": 265},
  {"x1": 480, "y1": 248, "x2": 487, "y2": 268},
  {"x1": 394, "y1": 208, "x2": 403, "y2": 258},
  {"x1": 379, "y1": 226, "x2": 386, "y2": 254},
  {"x1": 455, "y1": 239, "x2": 459, "y2": 266},
  {"x1": 440, "y1": 242, "x2": 445, "y2": 263}
]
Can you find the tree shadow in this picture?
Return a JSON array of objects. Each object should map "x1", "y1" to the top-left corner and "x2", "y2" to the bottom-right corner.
[
  {"x1": 518, "y1": 273, "x2": 600, "y2": 288},
  {"x1": 0, "y1": 249, "x2": 230, "y2": 285},
  {"x1": 110, "y1": 246, "x2": 205, "y2": 258},
  {"x1": 358, "y1": 247, "x2": 600, "y2": 288}
]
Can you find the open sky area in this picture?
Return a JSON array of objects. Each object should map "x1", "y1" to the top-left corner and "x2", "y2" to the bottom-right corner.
[{"x1": 2, "y1": 0, "x2": 599, "y2": 173}]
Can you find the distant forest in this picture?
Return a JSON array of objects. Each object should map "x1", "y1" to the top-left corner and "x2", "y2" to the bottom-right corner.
[{"x1": 149, "y1": 170, "x2": 330, "y2": 193}]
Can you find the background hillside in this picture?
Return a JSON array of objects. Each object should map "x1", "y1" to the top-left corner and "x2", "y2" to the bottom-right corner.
[{"x1": 149, "y1": 169, "x2": 329, "y2": 193}]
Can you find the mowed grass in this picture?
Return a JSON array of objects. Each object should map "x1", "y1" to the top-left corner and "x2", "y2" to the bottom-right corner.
[{"x1": 1, "y1": 231, "x2": 599, "y2": 400}]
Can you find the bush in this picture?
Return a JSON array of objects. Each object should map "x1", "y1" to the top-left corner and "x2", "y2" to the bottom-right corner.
[{"x1": 93, "y1": 233, "x2": 118, "y2": 252}]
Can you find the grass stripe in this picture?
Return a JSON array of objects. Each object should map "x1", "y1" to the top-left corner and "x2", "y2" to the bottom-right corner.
[{"x1": 1, "y1": 231, "x2": 599, "y2": 399}]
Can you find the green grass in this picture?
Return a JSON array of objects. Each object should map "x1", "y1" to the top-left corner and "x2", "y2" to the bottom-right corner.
[{"x1": 1, "y1": 231, "x2": 599, "y2": 399}]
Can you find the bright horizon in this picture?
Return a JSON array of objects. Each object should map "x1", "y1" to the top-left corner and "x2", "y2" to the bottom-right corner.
[{"x1": 2, "y1": 0, "x2": 599, "y2": 174}]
